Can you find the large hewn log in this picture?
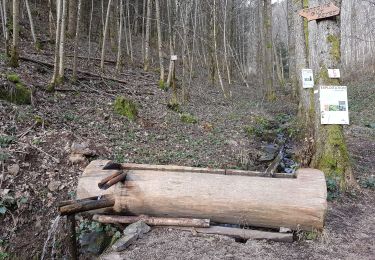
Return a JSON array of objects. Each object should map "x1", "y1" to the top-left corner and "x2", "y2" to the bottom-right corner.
[
  {"x1": 77, "y1": 160, "x2": 327, "y2": 231},
  {"x1": 93, "y1": 214, "x2": 210, "y2": 228},
  {"x1": 170, "y1": 226, "x2": 294, "y2": 243}
]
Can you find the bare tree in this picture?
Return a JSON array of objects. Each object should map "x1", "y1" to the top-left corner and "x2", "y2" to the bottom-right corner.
[
  {"x1": 72, "y1": 0, "x2": 82, "y2": 80},
  {"x1": 0, "y1": 0, "x2": 9, "y2": 54},
  {"x1": 58, "y1": 0, "x2": 67, "y2": 79},
  {"x1": 68, "y1": 0, "x2": 77, "y2": 37},
  {"x1": 308, "y1": 0, "x2": 354, "y2": 189},
  {"x1": 25, "y1": 0, "x2": 38, "y2": 48},
  {"x1": 263, "y1": 0, "x2": 275, "y2": 101},
  {"x1": 87, "y1": 0, "x2": 93, "y2": 64},
  {"x1": 155, "y1": 0, "x2": 164, "y2": 85},
  {"x1": 116, "y1": 0, "x2": 124, "y2": 71},
  {"x1": 144, "y1": 0, "x2": 151, "y2": 71},
  {"x1": 51, "y1": 0, "x2": 62, "y2": 88},
  {"x1": 101, "y1": 0, "x2": 113, "y2": 71},
  {"x1": 10, "y1": 0, "x2": 20, "y2": 67}
]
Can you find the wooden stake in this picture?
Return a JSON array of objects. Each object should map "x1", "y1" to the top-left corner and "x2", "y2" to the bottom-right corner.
[
  {"x1": 67, "y1": 214, "x2": 77, "y2": 260},
  {"x1": 93, "y1": 214, "x2": 210, "y2": 228}
]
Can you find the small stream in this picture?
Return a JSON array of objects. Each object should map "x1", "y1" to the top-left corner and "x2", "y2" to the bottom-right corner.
[
  {"x1": 275, "y1": 133, "x2": 298, "y2": 175},
  {"x1": 41, "y1": 215, "x2": 61, "y2": 260}
]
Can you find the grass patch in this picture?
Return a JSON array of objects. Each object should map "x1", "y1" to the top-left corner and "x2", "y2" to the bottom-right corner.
[
  {"x1": 326, "y1": 176, "x2": 340, "y2": 201},
  {"x1": 180, "y1": 113, "x2": 198, "y2": 124},
  {"x1": 6, "y1": 73, "x2": 20, "y2": 83},
  {"x1": 158, "y1": 79, "x2": 168, "y2": 91},
  {"x1": 0, "y1": 135, "x2": 15, "y2": 148},
  {"x1": 244, "y1": 115, "x2": 273, "y2": 137},
  {"x1": 360, "y1": 176, "x2": 375, "y2": 189},
  {"x1": 167, "y1": 101, "x2": 181, "y2": 113},
  {"x1": 113, "y1": 96, "x2": 138, "y2": 121}
]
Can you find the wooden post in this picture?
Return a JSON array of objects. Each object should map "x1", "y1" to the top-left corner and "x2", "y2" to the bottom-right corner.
[{"x1": 67, "y1": 214, "x2": 77, "y2": 260}]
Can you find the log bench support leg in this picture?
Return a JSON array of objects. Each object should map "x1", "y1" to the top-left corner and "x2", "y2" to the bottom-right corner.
[{"x1": 67, "y1": 214, "x2": 78, "y2": 260}]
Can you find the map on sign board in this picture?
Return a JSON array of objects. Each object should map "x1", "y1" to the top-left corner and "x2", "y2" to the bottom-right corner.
[
  {"x1": 302, "y1": 69, "x2": 314, "y2": 88},
  {"x1": 320, "y1": 86, "x2": 349, "y2": 125},
  {"x1": 328, "y1": 69, "x2": 341, "y2": 78},
  {"x1": 299, "y1": 3, "x2": 340, "y2": 21}
]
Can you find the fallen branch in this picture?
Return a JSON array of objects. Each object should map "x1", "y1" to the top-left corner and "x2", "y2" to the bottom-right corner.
[
  {"x1": 170, "y1": 226, "x2": 293, "y2": 243},
  {"x1": 19, "y1": 56, "x2": 129, "y2": 85},
  {"x1": 29, "y1": 52, "x2": 117, "y2": 64},
  {"x1": 30, "y1": 143, "x2": 59, "y2": 163},
  {"x1": 93, "y1": 214, "x2": 210, "y2": 228}
]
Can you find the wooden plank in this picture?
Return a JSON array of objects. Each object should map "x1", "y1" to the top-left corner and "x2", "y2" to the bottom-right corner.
[
  {"x1": 168, "y1": 226, "x2": 294, "y2": 243},
  {"x1": 299, "y1": 3, "x2": 340, "y2": 21}
]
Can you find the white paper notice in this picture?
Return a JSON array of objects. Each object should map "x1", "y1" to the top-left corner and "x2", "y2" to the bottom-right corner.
[
  {"x1": 320, "y1": 86, "x2": 349, "y2": 125},
  {"x1": 171, "y1": 55, "x2": 178, "y2": 61},
  {"x1": 328, "y1": 69, "x2": 340, "y2": 78},
  {"x1": 302, "y1": 69, "x2": 314, "y2": 88}
]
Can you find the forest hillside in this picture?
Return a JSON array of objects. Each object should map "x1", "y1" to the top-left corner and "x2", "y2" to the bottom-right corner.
[{"x1": 0, "y1": 0, "x2": 374, "y2": 259}]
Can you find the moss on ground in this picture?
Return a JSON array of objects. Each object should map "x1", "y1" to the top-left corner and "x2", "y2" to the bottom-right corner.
[
  {"x1": 158, "y1": 79, "x2": 167, "y2": 90},
  {"x1": 113, "y1": 96, "x2": 138, "y2": 121},
  {"x1": 6, "y1": 73, "x2": 20, "y2": 83},
  {"x1": 0, "y1": 74, "x2": 31, "y2": 104},
  {"x1": 180, "y1": 113, "x2": 198, "y2": 124}
]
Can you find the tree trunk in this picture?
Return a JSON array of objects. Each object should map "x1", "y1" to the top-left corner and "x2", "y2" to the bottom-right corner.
[
  {"x1": 101, "y1": 0, "x2": 113, "y2": 71},
  {"x1": 50, "y1": 0, "x2": 62, "y2": 88},
  {"x1": 127, "y1": 0, "x2": 133, "y2": 62},
  {"x1": 48, "y1": 0, "x2": 54, "y2": 39},
  {"x1": 87, "y1": 0, "x2": 93, "y2": 64},
  {"x1": 1, "y1": 0, "x2": 9, "y2": 55},
  {"x1": 25, "y1": 0, "x2": 38, "y2": 47},
  {"x1": 213, "y1": 0, "x2": 226, "y2": 97},
  {"x1": 166, "y1": 0, "x2": 174, "y2": 88},
  {"x1": 67, "y1": 0, "x2": 76, "y2": 37},
  {"x1": 58, "y1": 0, "x2": 67, "y2": 80},
  {"x1": 10, "y1": 0, "x2": 20, "y2": 67},
  {"x1": 134, "y1": 0, "x2": 139, "y2": 35},
  {"x1": 72, "y1": 0, "x2": 82, "y2": 80},
  {"x1": 144, "y1": 0, "x2": 151, "y2": 71},
  {"x1": 116, "y1": 0, "x2": 124, "y2": 71},
  {"x1": 296, "y1": 0, "x2": 311, "y2": 126},
  {"x1": 287, "y1": 0, "x2": 297, "y2": 95},
  {"x1": 223, "y1": 0, "x2": 231, "y2": 85},
  {"x1": 263, "y1": 0, "x2": 275, "y2": 101},
  {"x1": 308, "y1": 0, "x2": 354, "y2": 189},
  {"x1": 155, "y1": 0, "x2": 164, "y2": 85}
]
